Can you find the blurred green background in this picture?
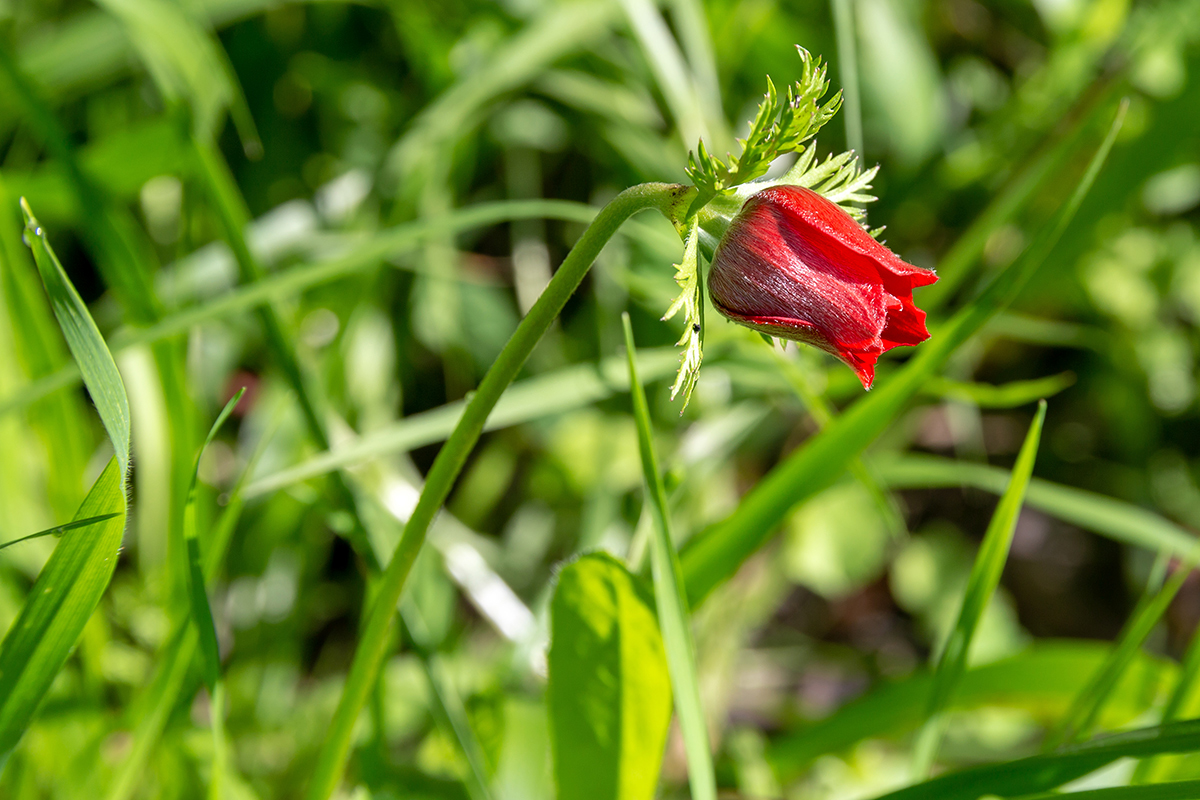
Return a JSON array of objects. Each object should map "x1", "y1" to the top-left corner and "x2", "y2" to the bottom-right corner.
[{"x1": 3, "y1": 0, "x2": 1200, "y2": 797}]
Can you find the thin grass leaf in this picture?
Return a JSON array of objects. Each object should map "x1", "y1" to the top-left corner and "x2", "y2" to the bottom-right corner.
[
  {"x1": 1016, "y1": 782, "x2": 1200, "y2": 800},
  {"x1": 871, "y1": 719, "x2": 1200, "y2": 800},
  {"x1": 0, "y1": 458, "x2": 127, "y2": 759},
  {"x1": 245, "y1": 348, "x2": 681, "y2": 497},
  {"x1": 766, "y1": 641, "x2": 1175, "y2": 781},
  {"x1": 102, "y1": 404, "x2": 282, "y2": 800},
  {"x1": 0, "y1": 199, "x2": 663, "y2": 420},
  {"x1": 0, "y1": 514, "x2": 121, "y2": 551},
  {"x1": 622, "y1": 313, "x2": 716, "y2": 800},
  {"x1": 911, "y1": 401, "x2": 1046, "y2": 777},
  {"x1": 1049, "y1": 553, "x2": 1197, "y2": 748},
  {"x1": 679, "y1": 99, "x2": 1126, "y2": 606},
  {"x1": 183, "y1": 388, "x2": 244, "y2": 692},
  {"x1": 1133, "y1": 624, "x2": 1200, "y2": 783},
  {"x1": 874, "y1": 454, "x2": 1198, "y2": 559},
  {"x1": 923, "y1": 372, "x2": 1076, "y2": 408},
  {"x1": 20, "y1": 198, "x2": 130, "y2": 473}
]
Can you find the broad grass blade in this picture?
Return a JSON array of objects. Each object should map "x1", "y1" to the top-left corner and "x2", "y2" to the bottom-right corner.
[
  {"x1": 0, "y1": 458, "x2": 127, "y2": 758},
  {"x1": 679, "y1": 100, "x2": 1126, "y2": 606},
  {"x1": 548, "y1": 553, "x2": 672, "y2": 800},
  {"x1": 870, "y1": 719, "x2": 1200, "y2": 800},
  {"x1": 911, "y1": 401, "x2": 1046, "y2": 776},
  {"x1": 1017, "y1": 782, "x2": 1200, "y2": 800},
  {"x1": 20, "y1": 198, "x2": 130, "y2": 473},
  {"x1": 766, "y1": 640, "x2": 1174, "y2": 782},
  {"x1": 623, "y1": 313, "x2": 716, "y2": 800}
]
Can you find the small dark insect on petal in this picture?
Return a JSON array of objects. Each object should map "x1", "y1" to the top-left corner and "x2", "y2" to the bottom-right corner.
[{"x1": 692, "y1": 323, "x2": 701, "y2": 333}]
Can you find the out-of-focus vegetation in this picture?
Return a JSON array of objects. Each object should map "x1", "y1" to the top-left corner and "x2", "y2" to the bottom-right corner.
[{"x1": 3, "y1": 0, "x2": 1200, "y2": 797}]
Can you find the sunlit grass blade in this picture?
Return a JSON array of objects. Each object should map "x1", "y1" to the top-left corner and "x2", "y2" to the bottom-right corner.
[
  {"x1": 622, "y1": 313, "x2": 716, "y2": 800},
  {"x1": 1049, "y1": 552, "x2": 1196, "y2": 749},
  {"x1": 21, "y1": 198, "x2": 130, "y2": 473},
  {"x1": 102, "y1": 403, "x2": 281, "y2": 800},
  {"x1": 875, "y1": 454, "x2": 1198, "y2": 559},
  {"x1": 0, "y1": 458, "x2": 127, "y2": 759},
  {"x1": 0, "y1": 199, "x2": 665, "y2": 421},
  {"x1": 181, "y1": 389, "x2": 244, "y2": 800},
  {"x1": 183, "y1": 388, "x2": 244, "y2": 692},
  {"x1": 0, "y1": 514, "x2": 121, "y2": 550},
  {"x1": 1134, "y1": 624, "x2": 1200, "y2": 783},
  {"x1": 304, "y1": 183, "x2": 685, "y2": 800},
  {"x1": 1016, "y1": 782, "x2": 1200, "y2": 800},
  {"x1": 766, "y1": 641, "x2": 1175, "y2": 782},
  {"x1": 911, "y1": 401, "x2": 1046, "y2": 777},
  {"x1": 245, "y1": 347, "x2": 680, "y2": 497},
  {"x1": 680, "y1": 100, "x2": 1126, "y2": 605},
  {"x1": 871, "y1": 719, "x2": 1200, "y2": 800}
]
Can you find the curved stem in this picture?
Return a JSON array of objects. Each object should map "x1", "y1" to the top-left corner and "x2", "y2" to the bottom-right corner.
[{"x1": 304, "y1": 181, "x2": 691, "y2": 800}]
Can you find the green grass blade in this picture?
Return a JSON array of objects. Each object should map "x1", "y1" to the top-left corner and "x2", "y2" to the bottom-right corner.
[
  {"x1": 1017, "y1": 782, "x2": 1200, "y2": 800},
  {"x1": 623, "y1": 313, "x2": 716, "y2": 800},
  {"x1": 1049, "y1": 556, "x2": 1195, "y2": 749},
  {"x1": 0, "y1": 514, "x2": 121, "y2": 550},
  {"x1": 245, "y1": 347, "x2": 680, "y2": 497},
  {"x1": 0, "y1": 199, "x2": 647, "y2": 421},
  {"x1": 911, "y1": 401, "x2": 1046, "y2": 777},
  {"x1": 102, "y1": 404, "x2": 282, "y2": 800},
  {"x1": 183, "y1": 387, "x2": 244, "y2": 692},
  {"x1": 0, "y1": 458, "x2": 127, "y2": 758},
  {"x1": 923, "y1": 372, "x2": 1076, "y2": 408},
  {"x1": 874, "y1": 454, "x2": 1198, "y2": 559},
  {"x1": 871, "y1": 719, "x2": 1200, "y2": 800},
  {"x1": 1134, "y1": 623, "x2": 1200, "y2": 783},
  {"x1": 766, "y1": 641, "x2": 1175, "y2": 781},
  {"x1": 20, "y1": 198, "x2": 130, "y2": 473},
  {"x1": 547, "y1": 553, "x2": 672, "y2": 800},
  {"x1": 680, "y1": 100, "x2": 1125, "y2": 605}
]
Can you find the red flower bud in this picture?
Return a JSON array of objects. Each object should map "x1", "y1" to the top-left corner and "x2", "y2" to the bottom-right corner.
[{"x1": 708, "y1": 185, "x2": 937, "y2": 389}]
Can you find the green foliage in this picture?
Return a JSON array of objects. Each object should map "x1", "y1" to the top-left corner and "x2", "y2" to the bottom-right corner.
[
  {"x1": 3, "y1": 1, "x2": 1200, "y2": 798},
  {"x1": 547, "y1": 553, "x2": 671, "y2": 800}
]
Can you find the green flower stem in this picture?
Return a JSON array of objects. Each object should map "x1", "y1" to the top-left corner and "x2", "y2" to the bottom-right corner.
[{"x1": 304, "y1": 181, "x2": 691, "y2": 800}]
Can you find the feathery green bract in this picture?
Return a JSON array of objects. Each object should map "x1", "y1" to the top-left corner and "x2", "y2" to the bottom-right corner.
[
  {"x1": 678, "y1": 99, "x2": 1127, "y2": 606},
  {"x1": 661, "y1": 222, "x2": 703, "y2": 409},
  {"x1": 623, "y1": 314, "x2": 717, "y2": 800},
  {"x1": 548, "y1": 553, "x2": 672, "y2": 800},
  {"x1": 20, "y1": 198, "x2": 130, "y2": 475},
  {"x1": 0, "y1": 459, "x2": 127, "y2": 759},
  {"x1": 686, "y1": 47, "x2": 841, "y2": 195},
  {"x1": 911, "y1": 401, "x2": 1046, "y2": 777}
]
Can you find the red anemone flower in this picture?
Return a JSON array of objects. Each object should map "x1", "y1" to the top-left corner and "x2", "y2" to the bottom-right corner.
[{"x1": 708, "y1": 185, "x2": 937, "y2": 389}]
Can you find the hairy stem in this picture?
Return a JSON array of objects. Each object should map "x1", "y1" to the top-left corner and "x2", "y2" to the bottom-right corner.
[{"x1": 304, "y1": 181, "x2": 691, "y2": 800}]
